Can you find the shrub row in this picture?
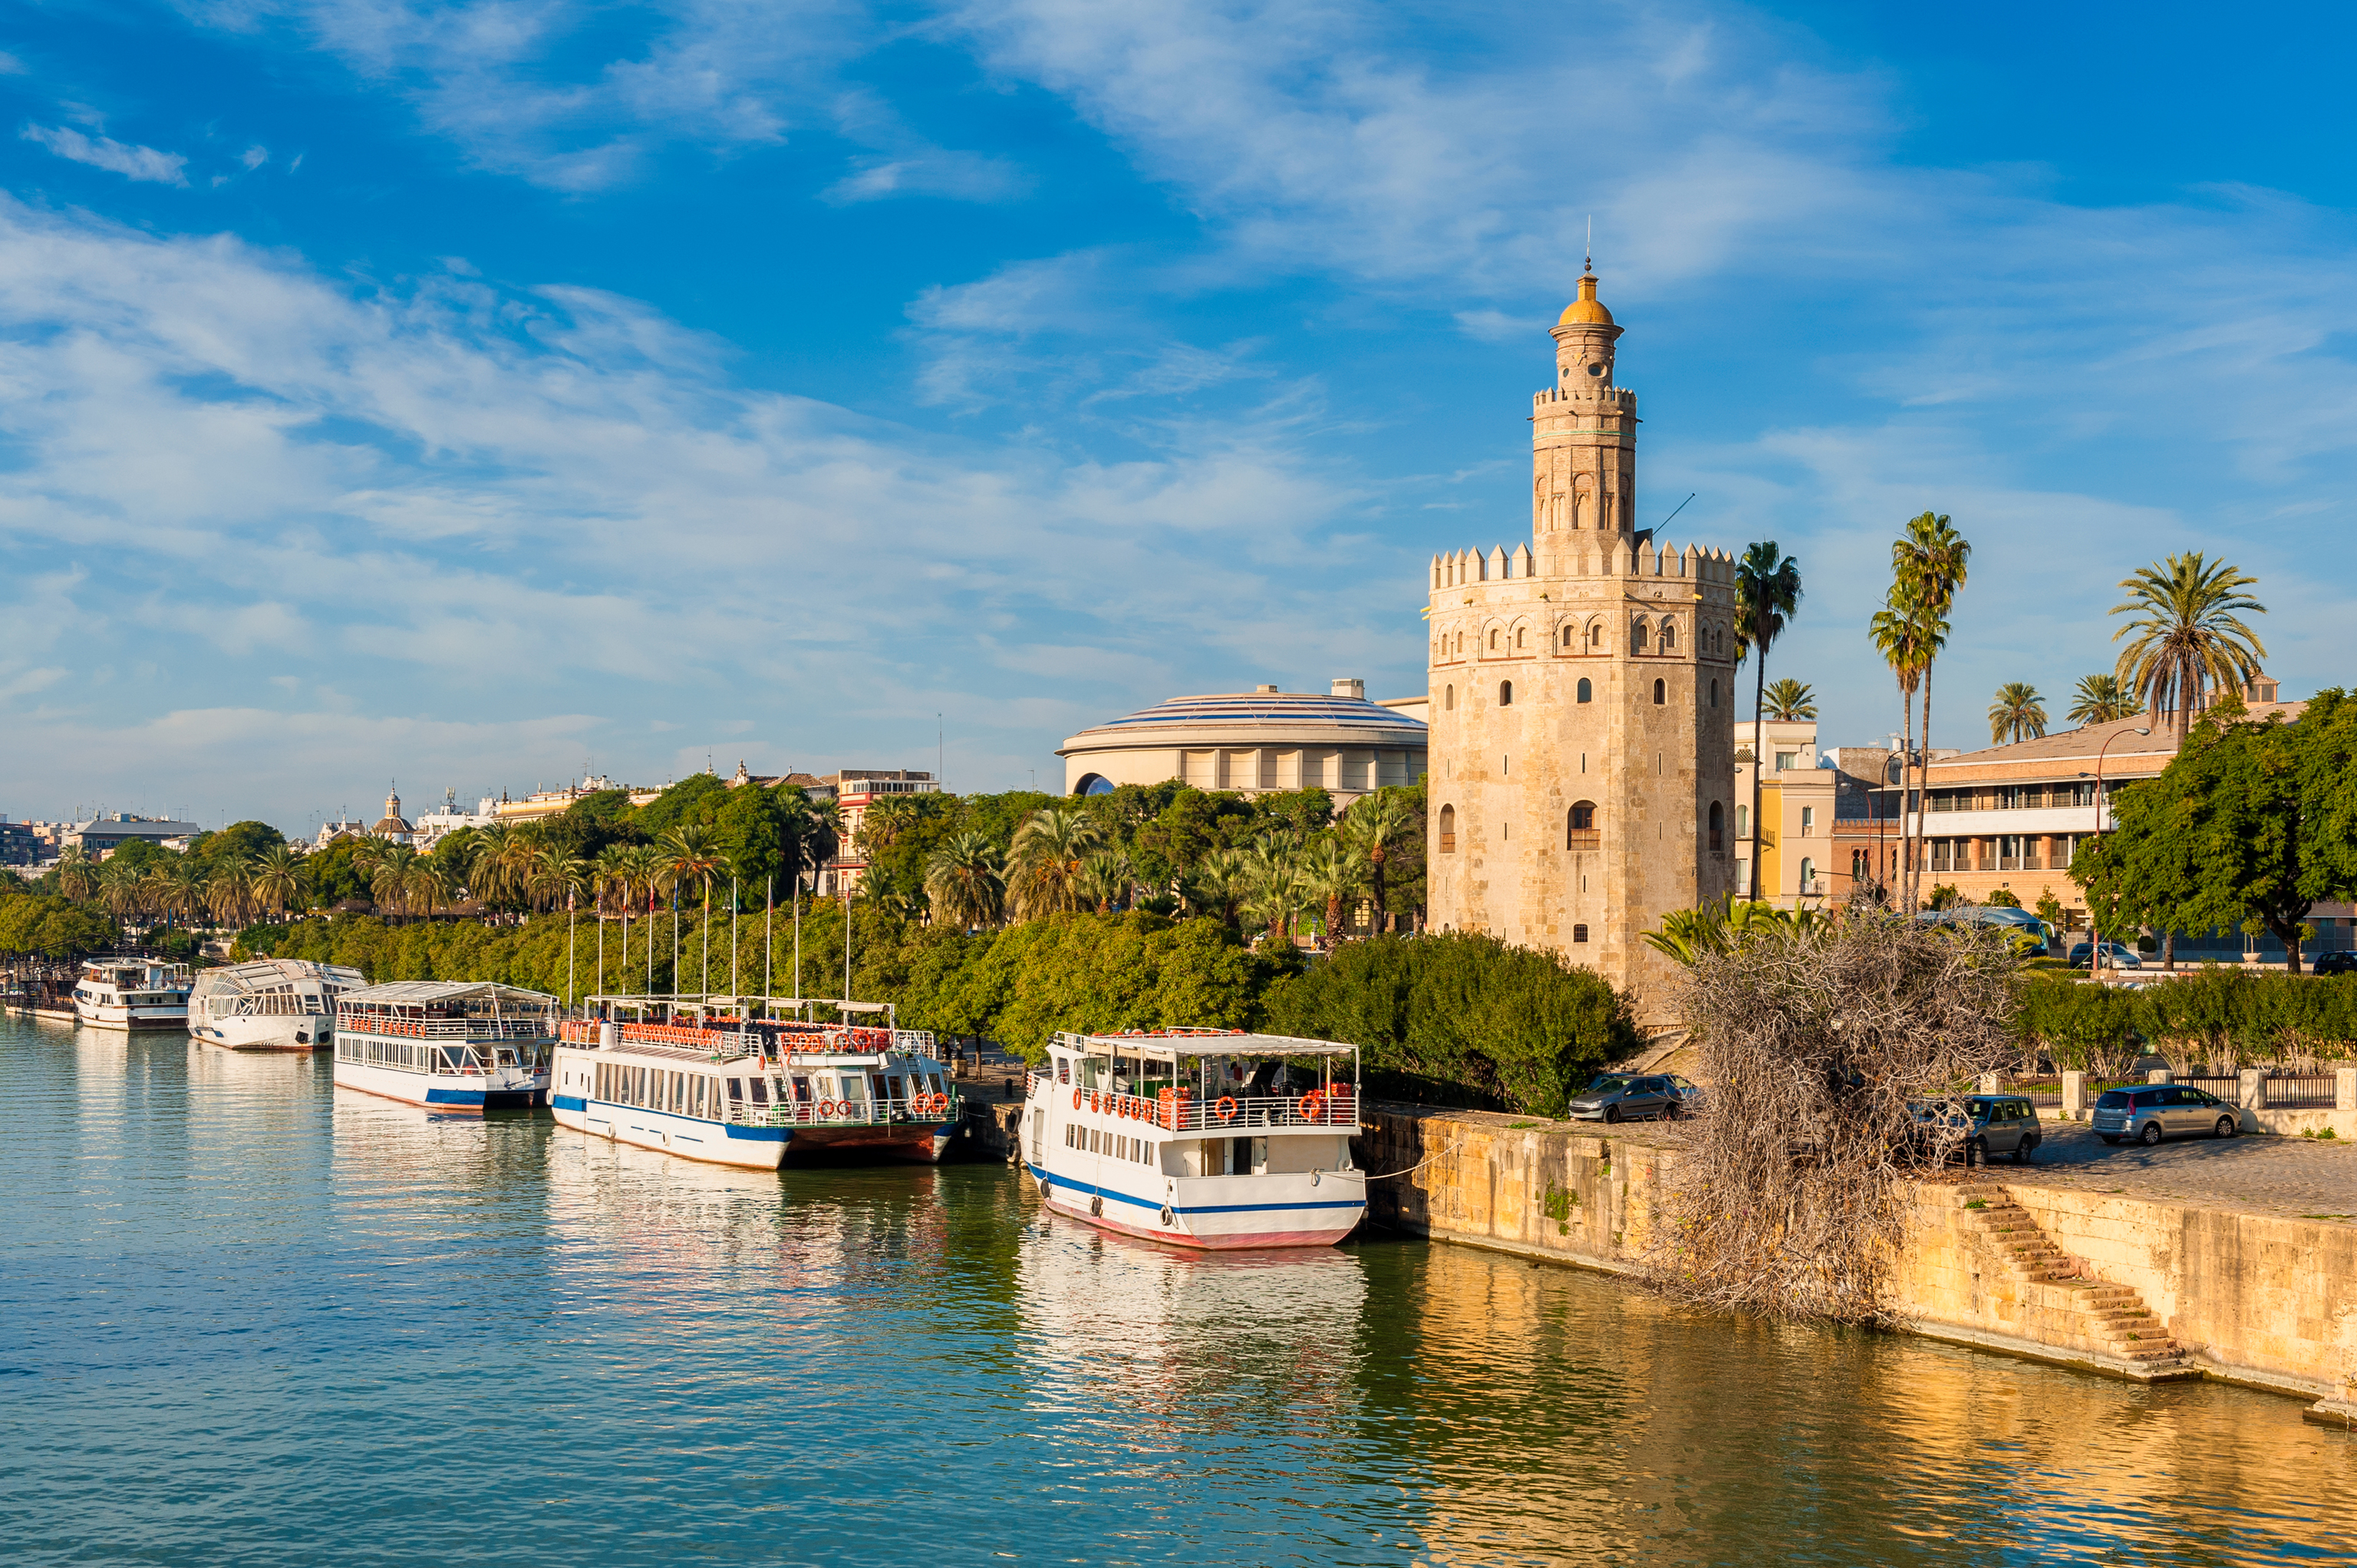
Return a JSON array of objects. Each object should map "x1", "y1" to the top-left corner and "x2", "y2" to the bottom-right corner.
[{"x1": 2017, "y1": 967, "x2": 2357, "y2": 1066}]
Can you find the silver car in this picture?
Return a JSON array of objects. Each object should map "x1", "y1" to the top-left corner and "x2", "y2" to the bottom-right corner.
[
  {"x1": 1910, "y1": 1095, "x2": 2042, "y2": 1164},
  {"x1": 1568, "y1": 1072, "x2": 1680, "y2": 1123},
  {"x1": 2093, "y1": 1084, "x2": 2239, "y2": 1145}
]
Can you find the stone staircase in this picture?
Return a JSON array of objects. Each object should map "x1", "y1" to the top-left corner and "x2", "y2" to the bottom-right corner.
[{"x1": 1949, "y1": 1182, "x2": 2194, "y2": 1376}]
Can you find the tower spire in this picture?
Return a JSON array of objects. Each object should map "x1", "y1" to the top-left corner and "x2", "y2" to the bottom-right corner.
[{"x1": 1584, "y1": 214, "x2": 1592, "y2": 276}]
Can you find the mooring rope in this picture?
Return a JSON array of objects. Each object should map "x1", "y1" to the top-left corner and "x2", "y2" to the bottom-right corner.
[{"x1": 1361, "y1": 1139, "x2": 1462, "y2": 1181}]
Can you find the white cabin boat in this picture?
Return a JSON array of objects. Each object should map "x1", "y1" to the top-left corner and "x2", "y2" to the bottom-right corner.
[
  {"x1": 188, "y1": 958, "x2": 367, "y2": 1050},
  {"x1": 550, "y1": 995, "x2": 962, "y2": 1170},
  {"x1": 332, "y1": 980, "x2": 555, "y2": 1110},
  {"x1": 1023, "y1": 1029, "x2": 1367, "y2": 1250},
  {"x1": 72, "y1": 957, "x2": 193, "y2": 1030}
]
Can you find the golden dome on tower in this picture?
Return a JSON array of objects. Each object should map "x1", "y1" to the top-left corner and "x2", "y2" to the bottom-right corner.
[{"x1": 1557, "y1": 272, "x2": 1614, "y2": 327}]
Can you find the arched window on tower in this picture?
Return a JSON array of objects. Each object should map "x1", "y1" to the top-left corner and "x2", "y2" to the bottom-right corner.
[
  {"x1": 1710, "y1": 679, "x2": 1719, "y2": 709},
  {"x1": 1567, "y1": 801, "x2": 1597, "y2": 848},
  {"x1": 1561, "y1": 624, "x2": 1574, "y2": 648},
  {"x1": 1576, "y1": 677, "x2": 1592, "y2": 703},
  {"x1": 1662, "y1": 621, "x2": 1676, "y2": 651},
  {"x1": 1488, "y1": 629, "x2": 1499, "y2": 651},
  {"x1": 1653, "y1": 678, "x2": 1666, "y2": 705},
  {"x1": 1708, "y1": 801, "x2": 1725, "y2": 853},
  {"x1": 1633, "y1": 621, "x2": 1650, "y2": 653},
  {"x1": 1498, "y1": 680, "x2": 1513, "y2": 707},
  {"x1": 1444, "y1": 684, "x2": 1455, "y2": 711},
  {"x1": 1438, "y1": 805, "x2": 1457, "y2": 854},
  {"x1": 1516, "y1": 626, "x2": 1526, "y2": 649}
]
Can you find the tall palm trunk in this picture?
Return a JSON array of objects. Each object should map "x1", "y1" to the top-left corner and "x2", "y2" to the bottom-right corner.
[
  {"x1": 1369, "y1": 845, "x2": 1388, "y2": 934},
  {"x1": 1751, "y1": 651, "x2": 1769, "y2": 900},
  {"x1": 1914, "y1": 663, "x2": 1936, "y2": 910},
  {"x1": 1894, "y1": 680, "x2": 1916, "y2": 909}
]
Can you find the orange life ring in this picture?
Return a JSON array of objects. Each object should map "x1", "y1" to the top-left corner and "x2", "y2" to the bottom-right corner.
[
  {"x1": 1297, "y1": 1092, "x2": 1320, "y2": 1121},
  {"x1": 818, "y1": 1099, "x2": 836, "y2": 1117},
  {"x1": 1073, "y1": 1089, "x2": 1083, "y2": 1110},
  {"x1": 1216, "y1": 1095, "x2": 1238, "y2": 1123},
  {"x1": 929, "y1": 1092, "x2": 948, "y2": 1115}
]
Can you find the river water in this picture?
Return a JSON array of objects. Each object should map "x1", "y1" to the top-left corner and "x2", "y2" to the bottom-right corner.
[{"x1": 3, "y1": 1015, "x2": 2353, "y2": 1566}]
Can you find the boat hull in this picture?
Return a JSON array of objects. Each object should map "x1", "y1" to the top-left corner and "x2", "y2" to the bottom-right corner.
[
  {"x1": 190, "y1": 1013, "x2": 330, "y2": 1051},
  {"x1": 74, "y1": 1001, "x2": 190, "y2": 1030},
  {"x1": 334, "y1": 1059, "x2": 547, "y2": 1111},
  {"x1": 1029, "y1": 1163, "x2": 1365, "y2": 1250},
  {"x1": 550, "y1": 1094, "x2": 791, "y2": 1170}
]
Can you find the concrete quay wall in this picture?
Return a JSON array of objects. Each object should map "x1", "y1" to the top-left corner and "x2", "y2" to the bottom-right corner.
[{"x1": 1354, "y1": 1105, "x2": 2357, "y2": 1412}]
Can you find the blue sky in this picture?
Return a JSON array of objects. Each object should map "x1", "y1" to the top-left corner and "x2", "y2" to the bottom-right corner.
[{"x1": 2, "y1": 1, "x2": 2352, "y2": 836}]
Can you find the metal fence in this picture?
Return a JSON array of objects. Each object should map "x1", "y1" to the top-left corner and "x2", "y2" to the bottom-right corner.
[{"x1": 2263, "y1": 1074, "x2": 2339, "y2": 1108}]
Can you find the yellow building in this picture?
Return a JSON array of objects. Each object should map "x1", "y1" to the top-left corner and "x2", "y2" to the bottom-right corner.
[{"x1": 1732, "y1": 718, "x2": 1835, "y2": 907}]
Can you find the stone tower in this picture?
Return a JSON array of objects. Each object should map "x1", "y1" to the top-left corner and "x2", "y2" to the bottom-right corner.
[{"x1": 1424, "y1": 268, "x2": 1740, "y2": 1008}]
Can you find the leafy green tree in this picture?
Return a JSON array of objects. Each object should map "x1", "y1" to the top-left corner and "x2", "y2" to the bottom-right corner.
[
  {"x1": 305, "y1": 836, "x2": 371, "y2": 908},
  {"x1": 2036, "y1": 888, "x2": 2065, "y2": 928},
  {"x1": 1265, "y1": 932, "x2": 1640, "y2": 1116},
  {"x1": 2075, "y1": 690, "x2": 2357, "y2": 973},
  {"x1": 0, "y1": 894, "x2": 117, "y2": 957},
  {"x1": 1736, "y1": 539, "x2": 1804, "y2": 898},
  {"x1": 631, "y1": 774, "x2": 730, "y2": 838},
  {"x1": 1985, "y1": 887, "x2": 2022, "y2": 908},
  {"x1": 2111, "y1": 552, "x2": 2267, "y2": 743},
  {"x1": 186, "y1": 821, "x2": 285, "y2": 877}
]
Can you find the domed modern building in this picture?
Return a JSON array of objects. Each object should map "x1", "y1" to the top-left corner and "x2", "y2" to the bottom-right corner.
[{"x1": 1059, "y1": 679, "x2": 1428, "y2": 804}]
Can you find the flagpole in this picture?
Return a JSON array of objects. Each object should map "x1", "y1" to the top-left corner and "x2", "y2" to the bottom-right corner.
[
  {"x1": 764, "y1": 875, "x2": 773, "y2": 1000},
  {"x1": 566, "y1": 891, "x2": 576, "y2": 1013},
  {"x1": 730, "y1": 875, "x2": 740, "y2": 1000}
]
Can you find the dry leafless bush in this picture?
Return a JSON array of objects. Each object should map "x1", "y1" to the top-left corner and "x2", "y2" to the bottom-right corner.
[{"x1": 1645, "y1": 911, "x2": 2020, "y2": 1326}]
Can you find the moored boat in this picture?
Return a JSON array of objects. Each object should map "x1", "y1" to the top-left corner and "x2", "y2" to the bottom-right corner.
[
  {"x1": 1024, "y1": 1029, "x2": 1367, "y2": 1250},
  {"x1": 72, "y1": 957, "x2": 193, "y2": 1030},
  {"x1": 188, "y1": 958, "x2": 367, "y2": 1050},
  {"x1": 332, "y1": 981, "x2": 555, "y2": 1110},
  {"x1": 550, "y1": 995, "x2": 962, "y2": 1170}
]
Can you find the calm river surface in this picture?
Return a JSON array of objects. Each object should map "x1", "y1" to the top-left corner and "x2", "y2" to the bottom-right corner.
[{"x1": 5, "y1": 1014, "x2": 2355, "y2": 1566}]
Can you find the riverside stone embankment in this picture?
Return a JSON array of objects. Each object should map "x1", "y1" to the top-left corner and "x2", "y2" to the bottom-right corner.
[{"x1": 1354, "y1": 1105, "x2": 2357, "y2": 1423}]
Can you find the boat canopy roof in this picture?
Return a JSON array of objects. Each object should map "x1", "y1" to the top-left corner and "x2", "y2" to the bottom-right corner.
[
  {"x1": 1051, "y1": 1029, "x2": 1358, "y2": 1062},
  {"x1": 343, "y1": 980, "x2": 556, "y2": 1010},
  {"x1": 588, "y1": 993, "x2": 890, "y2": 1015},
  {"x1": 196, "y1": 957, "x2": 368, "y2": 993}
]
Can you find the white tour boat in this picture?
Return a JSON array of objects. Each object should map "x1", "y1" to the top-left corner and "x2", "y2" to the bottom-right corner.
[
  {"x1": 1023, "y1": 1029, "x2": 1367, "y2": 1250},
  {"x1": 72, "y1": 957, "x2": 194, "y2": 1030},
  {"x1": 188, "y1": 957, "x2": 368, "y2": 1050},
  {"x1": 550, "y1": 995, "x2": 962, "y2": 1171},
  {"x1": 332, "y1": 980, "x2": 556, "y2": 1110}
]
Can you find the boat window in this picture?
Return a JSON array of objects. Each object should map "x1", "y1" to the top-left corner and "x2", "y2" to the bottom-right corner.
[
  {"x1": 748, "y1": 1076, "x2": 770, "y2": 1105},
  {"x1": 1057, "y1": 1059, "x2": 1070, "y2": 1085},
  {"x1": 727, "y1": 1078, "x2": 743, "y2": 1102}
]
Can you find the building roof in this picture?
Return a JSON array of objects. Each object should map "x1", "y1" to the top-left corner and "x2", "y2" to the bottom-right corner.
[
  {"x1": 1060, "y1": 690, "x2": 1428, "y2": 753},
  {"x1": 341, "y1": 980, "x2": 555, "y2": 1007},
  {"x1": 1926, "y1": 703, "x2": 2305, "y2": 779},
  {"x1": 1557, "y1": 271, "x2": 1614, "y2": 327}
]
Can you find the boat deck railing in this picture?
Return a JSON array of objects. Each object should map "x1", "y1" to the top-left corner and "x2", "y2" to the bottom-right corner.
[
  {"x1": 720, "y1": 1092, "x2": 961, "y2": 1130},
  {"x1": 1032, "y1": 1079, "x2": 1357, "y2": 1132},
  {"x1": 560, "y1": 1018, "x2": 936, "y2": 1066},
  {"x1": 340, "y1": 1016, "x2": 553, "y2": 1041}
]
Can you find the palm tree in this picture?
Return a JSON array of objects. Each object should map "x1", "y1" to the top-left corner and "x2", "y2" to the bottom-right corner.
[
  {"x1": 1185, "y1": 847, "x2": 1248, "y2": 928},
  {"x1": 1762, "y1": 677, "x2": 1817, "y2": 721},
  {"x1": 2065, "y1": 673, "x2": 2136, "y2": 727},
  {"x1": 1868, "y1": 588, "x2": 1929, "y2": 911},
  {"x1": 52, "y1": 845, "x2": 97, "y2": 903},
  {"x1": 2110, "y1": 552, "x2": 2268, "y2": 743},
  {"x1": 1987, "y1": 683, "x2": 2048, "y2": 745},
  {"x1": 163, "y1": 858, "x2": 208, "y2": 929},
  {"x1": 1891, "y1": 512, "x2": 1970, "y2": 909},
  {"x1": 369, "y1": 845, "x2": 418, "y2": 920},
  {"x1": 655, "y1": 825, "x2": 726, "y2": 993},
  {"x1": 1076, "y1": 849, "x2": 1136, "y2": 913},
  {"x1": 1007, "y1": 808, "x2": 1102, "y2": 919},
  {"x1": 615, "y1": 842, "x2": 665, "y2": 990},
  {"x1": 859, "y1": 796, "x2": 918, "y2": 859},
  {"x1": 1338, "y1": 791, "x2": 1414, "y2": 934},
  {"x1": 528, "y1": 845, "x2": 588, "y2": 917},
  {"x1": 1299, "y1": 836, "x2": 1366, "y2": 947},
  {"x1": 924, "y1": 832, "x2": 1005, "y2": 930},
  {"x1": 1735, "y1": 540, "x2": 1804, "y2": 900},
  {"x1": 249, "y1": 845, "x2": 307, "y2": 921},
  {"x1": 97, "y1": 860, "x2": 146, "y2": 925},
  {"x1": 205, "y1": 863, "x2": 255, "y2": 929},
  {"x1": 1236, "y1": 834, "x2": 1305, "y2": 944}
]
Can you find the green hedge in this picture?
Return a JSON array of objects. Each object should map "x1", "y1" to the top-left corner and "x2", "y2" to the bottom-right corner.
[
  {"x1": 1261, "y1": 932, "x2": 1640, "y2": 1117},
  {"x1": 2017, "y1": 967, "x2": 2357, "y2": 1064},
  {"x1": 0, "y1": 894, "x2": 117, "y2": 958}
]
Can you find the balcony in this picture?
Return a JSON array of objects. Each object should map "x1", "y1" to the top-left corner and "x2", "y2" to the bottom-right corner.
[
  {"x1": 1565, "y1": 829, "x2": 1600, "y2": 851},
  {"x1": 1907, "y1": 804, "x2": 2111, "y2": 838}
]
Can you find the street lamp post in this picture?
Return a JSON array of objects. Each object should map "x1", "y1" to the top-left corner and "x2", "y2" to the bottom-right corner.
[{"x1": 2085, "y1": 725, "x2": 2152, "y2": 982}]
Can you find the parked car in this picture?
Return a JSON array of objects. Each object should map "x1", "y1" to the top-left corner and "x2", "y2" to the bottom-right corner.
[
  {"x1": 1569, "y1": 1072, "x2": 1682, "y2": 1123},
  {"x1": 1664, "y1": 1074, "x2": 1707, "y2": 1114},
  {"x1": 2312, "y1": 951, "x2": 2357, "y2": 977},
  {"x1": 1907, "y1": 1095, "x2": 2042, "y2": 1164},
  {"x1": 2092, "y1": 1083, "x2": 2240, "y2": 1145},
  {"x1": 2067, "y1": 940, "x2": 2144, "y2": 970},
  {"x1": 1916, "y1": 905, "x2": 2052, "y2": 956}
]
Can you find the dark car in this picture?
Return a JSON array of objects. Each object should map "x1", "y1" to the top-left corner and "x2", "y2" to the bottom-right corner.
[
  {"x1": 2092, "y1": 1083, "x2": 2240, "y2": 1145},
  {"x1": 1664, "y1": 1074, "x2": 1706, "y2": 1114},
  {"x1": 2067, "y1": 940, "x2": 2143, "y2": 970},
  {"x1": 2312, "y1": 952, "x2": 2357, "y2": 977},
  {"x1": 1569, "y1": 1072, "x2": 1681, "y2": 1123},
  {"x1": 1908, "y1": 1095, "x2": 2042, "y2": 1164}
]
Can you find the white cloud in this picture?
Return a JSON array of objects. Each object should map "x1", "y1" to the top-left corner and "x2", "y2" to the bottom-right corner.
[
  {"x1": 21, "y1": 124, "x2": 191, "y2": 185},
  {"x1": 0, "y1": 196, "x2": 1398, "y2": 822}
]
